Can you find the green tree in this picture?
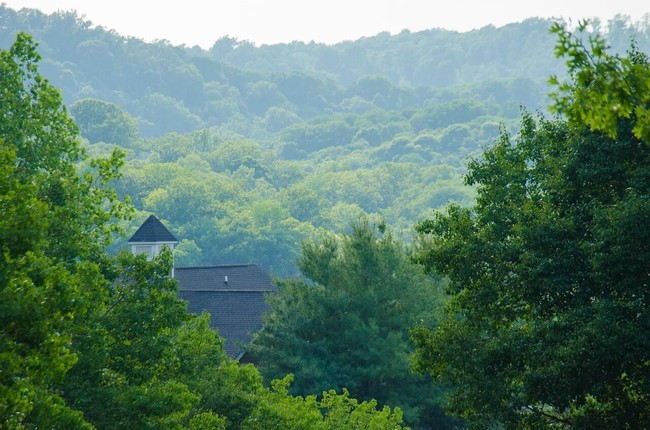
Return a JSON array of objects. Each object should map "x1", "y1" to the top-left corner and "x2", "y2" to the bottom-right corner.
[
  {"x1": 70, "y1": 98, "x2": 139, "y2": 146},
  {"x1": 0, "y1": 33, "x2": 129, "y2": 428},
  {"x1": 0, "y1": 31, "x2": 413, "y2": 430},
  {"x1": 412, "y1": 23, "x2": 650, "y2": 428},
  {"x1": 134, "y1": 92, "x2": 203, "y2": 136},
  {"x1": 549, "y1": 21, "x2": 650, "y2": 143},
  {"x1": 243, "y1": 375, "x2": 408, "y2": 430},
  {"x1": 251, "y1": 220, "x2": 452, "y2": 428},
  {"x1": 244, "y1": 80, "x2": 291, "y2": 116},
  {"x1": 57, "y1": 250, "x2": 199, "y2": 429}
]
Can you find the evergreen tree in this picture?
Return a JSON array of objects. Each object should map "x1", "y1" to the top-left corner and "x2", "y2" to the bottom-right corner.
[{"x1": 251, "y1": 220, "x2": 452, "y2": 428}]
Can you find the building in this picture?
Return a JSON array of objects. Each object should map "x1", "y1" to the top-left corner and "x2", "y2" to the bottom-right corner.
[
  {"x1": 175, "y1": 264, "x2": 275, "y2": 360},
  {"x1": 128, "y1": 215, "x2": 276, "y2": 360}
]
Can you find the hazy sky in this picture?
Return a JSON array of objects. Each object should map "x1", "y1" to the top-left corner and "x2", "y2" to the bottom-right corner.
[{"x1": 3, "y1": 0, "x2": 648, "y2": 47}]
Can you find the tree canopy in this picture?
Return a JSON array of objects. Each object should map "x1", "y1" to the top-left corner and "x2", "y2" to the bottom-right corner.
[
  {"x1": 411, "y1": 22, "x2": 650, "y2": 428},
  {"x1": 69, "y1": 98, "x2": 139, "y2": 147},
  {"x1": 0, "y1": 32, "x2": 130, "y2": 428},
  {"x1": 0, "y1": 33, "x2": 410, "y2": 429},
  {"x1": 4, "y1": 14, "x2": 650, "y2": 429},
  {"x1": 250, "y1": 220, "x2": 454, "y2": 428}
]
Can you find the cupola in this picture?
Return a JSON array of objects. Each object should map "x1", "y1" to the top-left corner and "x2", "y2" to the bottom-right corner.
[{"x1": 127, "y1": 215, "x2": 178, "y2": 274}]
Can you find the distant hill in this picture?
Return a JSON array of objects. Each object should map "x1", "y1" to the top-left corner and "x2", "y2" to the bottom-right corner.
[
  {"x1": 3, "y1": 5, "x2": 649, "y2": 275},
  {"x1": 2, "y1": 6, "x2": 648, "y2": 138}
]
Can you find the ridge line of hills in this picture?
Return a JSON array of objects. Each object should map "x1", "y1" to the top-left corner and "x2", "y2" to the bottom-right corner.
[{"x1": 2, "y1": 5, "x2": 649, "y2": 275}]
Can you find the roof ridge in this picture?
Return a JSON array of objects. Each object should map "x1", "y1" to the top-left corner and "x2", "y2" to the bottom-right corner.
[
  {"x1": 178, "y1": 288, "x2": 275, "y2": 292},
  {"x1": 175, "y1": 264, "x2": 256, "y2": 269}
]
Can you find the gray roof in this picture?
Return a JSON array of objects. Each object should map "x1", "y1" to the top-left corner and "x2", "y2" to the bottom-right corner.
[
  {"x1": 175, "y1": 264, "x2": 276, "y2": 359},
  {"x1": 175, "y1": 264, "x2": 275, "y2": 292},
  {"x1": 128, "y1": 215, "x2": 178, "y2": 243}
]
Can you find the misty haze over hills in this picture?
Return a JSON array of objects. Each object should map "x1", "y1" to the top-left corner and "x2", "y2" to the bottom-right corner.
[{"x1": 2, "y1": 4, "x2": 649, "y2": 276}]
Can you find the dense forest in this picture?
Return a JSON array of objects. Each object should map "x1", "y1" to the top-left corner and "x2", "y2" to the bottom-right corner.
[
  {"x1": 1, "y1": 5, "x2": 649, "y2": 429},
  {"x1": 2, "y1": 5, "x2": 649, "y2": 275}
]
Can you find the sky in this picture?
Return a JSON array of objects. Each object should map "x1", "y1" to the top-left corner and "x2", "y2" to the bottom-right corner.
[{"x1": 2, "y1": 0, "x2": 648, "y2": 48}]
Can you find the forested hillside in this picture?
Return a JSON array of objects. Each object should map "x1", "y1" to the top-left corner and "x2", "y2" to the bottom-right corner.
[
  {"x1": 2, "y1": 6, "x2": 649, "y2": 428},
  {"x1": 2, "y1": 5, "x2": 649, "y2": 276},
  {"x1": 1, "y1": 6, "x2": 569, "y2": 124}
]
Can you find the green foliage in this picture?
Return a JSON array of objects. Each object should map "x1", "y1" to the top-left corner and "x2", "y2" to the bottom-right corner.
[
  {"x1": 59, "y1": 251, "x2": 187, "y2": 427},
  {"x1": 135, "y1": 92, "x2": 204, "y2": 136},
  {"x1": 174, "y1": 239, "x2": 203, "y2": 266},
  {"x1": 1, "y1": 33, "x2": 411, "y2": 430},
  {"x1": 4, "y1": 5, "x2": 650, "y2": 143},
  {"x1": 0, "y1": 32, "x2": 128, "y2": 428},
  {"x1": 70, "y1": 98, "x2": 139, "y2": 146},
  {"x1": 11, "y1": 16, "x2": 650, "y2": 427},
  {"x1": 318, "y1": 388, "x2": 406, "y2": 430},
  {"x1": 549, "y1": 21, "x2": 650, "y2": 142},
  {"x1": 7, "y1": 6, "x2": 574, "y2": 274},
  {"x1": 251, "y1": 220, "x2": 453, "y2": 428},
  {"x1": 281, "y1": 116, "x2": 357, "y2": 154},
  {"x1": 412, "y1": 26, "x2": 650, "y2": 428},
  {"x1": 409, "y1": 100, "x2": 489, "y2": 132},
  {"x1": 242, "y1": 375, "x2": 408, "y2": 430}
]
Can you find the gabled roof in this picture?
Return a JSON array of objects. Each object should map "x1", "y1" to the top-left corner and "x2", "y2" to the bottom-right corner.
[
  {"x1": 175, "y1": 264, "x2": 276, "y2": 359},
  {"x1": 175, "y1": 264, "x2": 275, "y2": 292},
  {"x1": 128, "y1": 215, "x2": 178, "y2": 243}
]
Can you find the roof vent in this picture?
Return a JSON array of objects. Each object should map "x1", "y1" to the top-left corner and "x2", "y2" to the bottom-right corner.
[{"x1": 224, "y1": 275, "x2": 228, "y2": 285}]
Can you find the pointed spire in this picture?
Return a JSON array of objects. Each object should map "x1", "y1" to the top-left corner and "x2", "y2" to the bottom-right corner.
[{"x1": 128, "y1": 215, "x2": 177, "y2": 244}]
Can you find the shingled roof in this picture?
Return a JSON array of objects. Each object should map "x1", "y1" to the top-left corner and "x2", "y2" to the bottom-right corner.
[
  {"x1": 175, "y1": 264, "x2": 276, "y2": 359},
  {"x1": 128, "y1": 215, "x2": 178, "y2": 243}
]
